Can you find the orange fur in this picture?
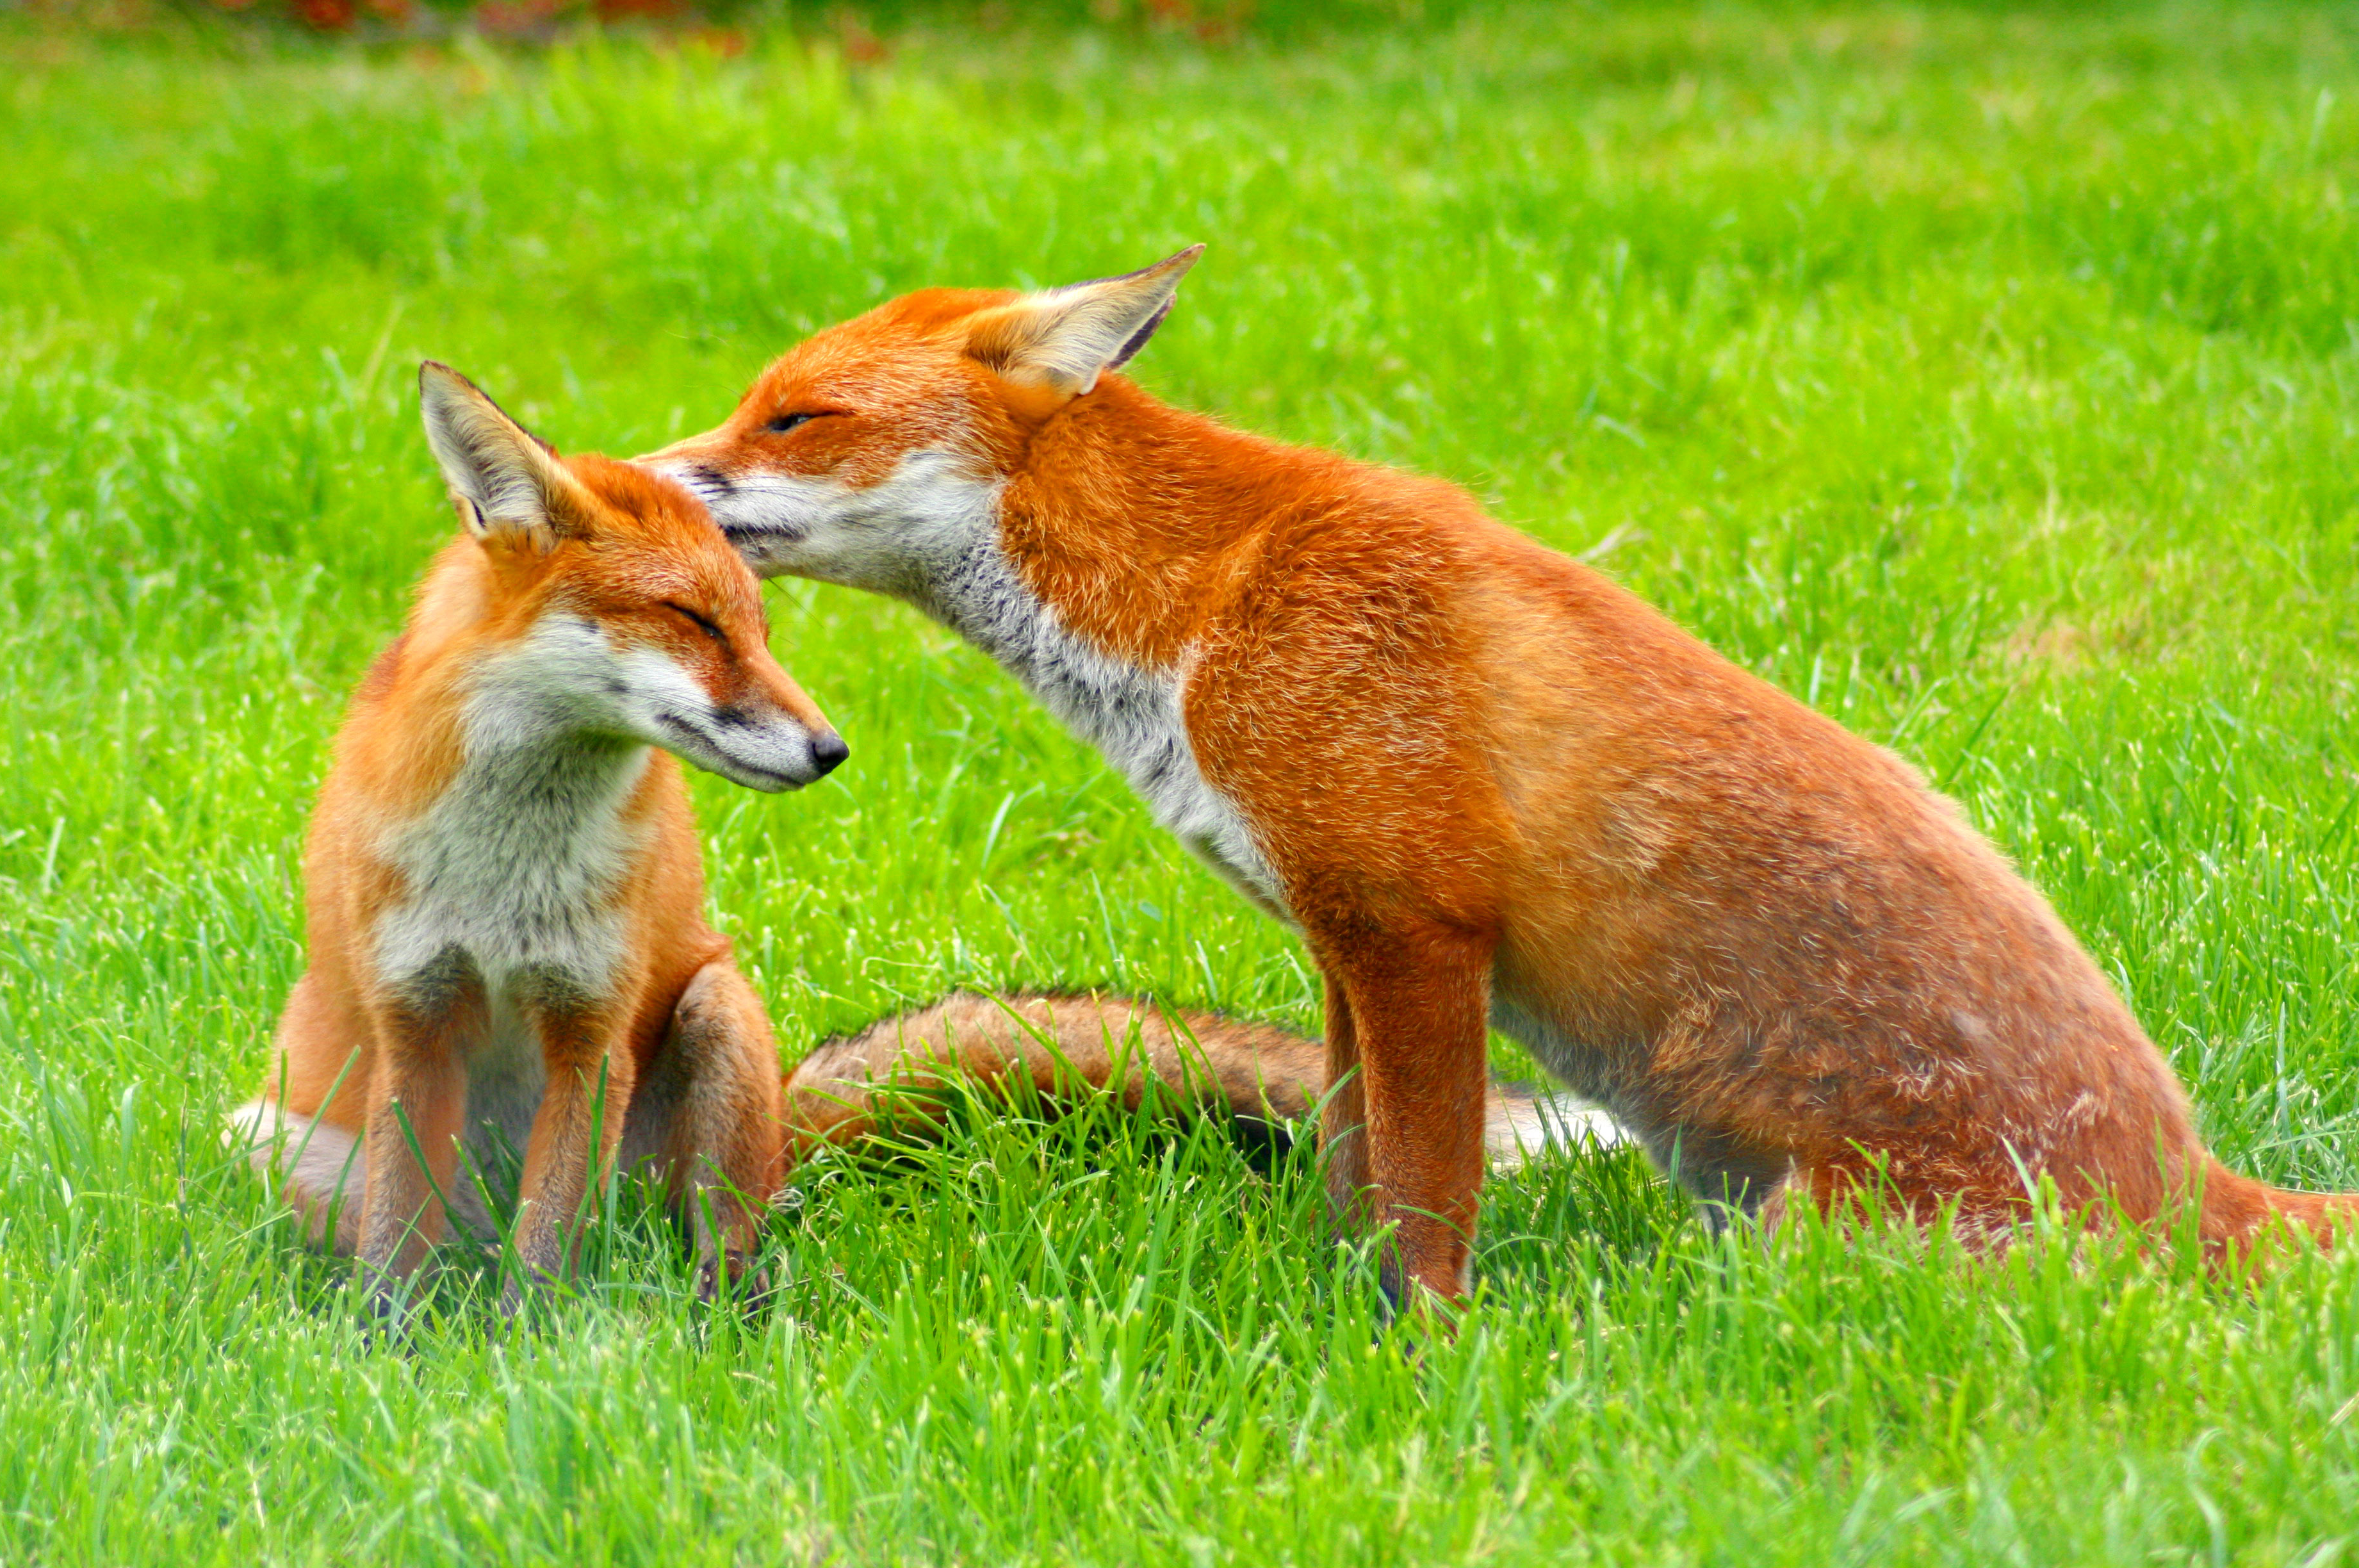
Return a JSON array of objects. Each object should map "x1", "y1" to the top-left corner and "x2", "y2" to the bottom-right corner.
[
  {"x1": 235, "y1": 364, "x2": 844, "y2": 1311},
  {"x1": 646, "y1": 251, "x2": 2356, "y2": 1304}
]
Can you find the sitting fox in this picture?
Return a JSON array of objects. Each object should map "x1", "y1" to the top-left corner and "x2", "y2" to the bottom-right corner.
[
  {"x1": 644, "y1": 246, "x2": 2358, "y2": 1303},
  {"x1": 234, "y1": 364, "x2": 848, "y2": 1309}
]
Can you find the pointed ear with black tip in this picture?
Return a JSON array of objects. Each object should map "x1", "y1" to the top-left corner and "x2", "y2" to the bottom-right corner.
[
  {"x1": 965, "y1": 244, "x2": 1204, "y2": 400},
  {"x1": 418, "y1": 361, "x2": 588, "y2": 553}
]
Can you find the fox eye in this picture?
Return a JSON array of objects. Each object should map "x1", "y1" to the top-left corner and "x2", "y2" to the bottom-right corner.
[
  {"x1": 765, "y1": 412, "x2": 817, "y2": 434},
  {"x1": 662, "y1": 601, "x2": 728, "y2": 645}
]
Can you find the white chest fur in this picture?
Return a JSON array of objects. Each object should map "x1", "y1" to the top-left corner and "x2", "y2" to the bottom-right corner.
[
  {"x1": 368, "y1": 687, "x2": 653, "y2": 1008},
  {"x1": 928, "y1": 530, "x2": 1289, "y2": 915}
]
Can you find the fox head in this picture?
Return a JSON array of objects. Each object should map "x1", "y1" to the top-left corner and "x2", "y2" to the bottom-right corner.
[
  {"x1": 639, "y1": 247, "x2": 1202, "y2": 597},
  {"x1": 420, "y1": 363, "x2": 847, "y2": 791}
]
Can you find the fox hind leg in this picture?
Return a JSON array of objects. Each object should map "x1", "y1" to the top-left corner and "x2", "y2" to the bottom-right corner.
[{"x1": 621, "y1": 960, "x2": 785, "y2": 1303}]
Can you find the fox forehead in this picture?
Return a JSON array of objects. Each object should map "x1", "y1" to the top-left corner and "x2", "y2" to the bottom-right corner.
[
  {"x1": 566, "y1": 450, "x2": 714, "y2": 533},
  {"x1": 550, "y1": 545, "x2": 762, "y2": 623},
  {"x1": 735, "y1": 289, "x2": 1019, "y2": 411},
  {"x1": 554, "y1": 454, "x2": 760, "y2": 605},
  {"x1": 687, "y1": 296, "x2": 1057, "y2": 487}
]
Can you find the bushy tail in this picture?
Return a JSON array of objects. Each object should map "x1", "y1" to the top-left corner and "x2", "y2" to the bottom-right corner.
[
  {"x1": 780, "y1": 990, "x2": 1625, "y2": 1172},
  {"x1": 225, "y1": 1099, "x2": 366, "y2": 1252},
  {"x1": 2200, "y1": 1157, "x2": 2359, "y2": 1249}
]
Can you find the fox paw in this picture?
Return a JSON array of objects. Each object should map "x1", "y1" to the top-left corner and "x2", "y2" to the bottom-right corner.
[{"x1": 696, "y1": 1250, "x2": 774, "y2": 1311}]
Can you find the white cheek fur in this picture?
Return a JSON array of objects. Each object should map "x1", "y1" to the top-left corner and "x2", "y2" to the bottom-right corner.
[
  {"x1": 610, "y1": 643, "x2": 820, "y2": 789},
  {"x1": 608, "y1": 642, "x2": 718, "y2": 736}
]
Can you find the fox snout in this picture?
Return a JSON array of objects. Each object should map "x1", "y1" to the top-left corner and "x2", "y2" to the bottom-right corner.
[
  {"x1": 672, "y1": 705, "x2": 846, "y2": 792},
  {"x1": 634, "y1": 445, "x2": 733, "y2": 513},
  {"x1": 685, "y1": 669, "x2": 846, "y2": 792},
  {"x1": 625, "y1": 638, "x2": 845, "y2": 793},
  {"x1": 637, "y1": 452, "x2": 812, "y2": 575}
]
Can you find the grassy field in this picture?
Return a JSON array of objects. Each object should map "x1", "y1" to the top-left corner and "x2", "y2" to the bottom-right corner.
[{"x1": 6, "y1": 3, "x2": 2359, "y2": 1562}]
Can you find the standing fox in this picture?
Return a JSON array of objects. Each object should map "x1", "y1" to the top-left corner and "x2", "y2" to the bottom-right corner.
[
  {"x1": 234, "y1": 364, "x2": 846, "y2": 1308},
  {"x1": 645, "y1": 247, "x2": 2358, "y2": 1304}
]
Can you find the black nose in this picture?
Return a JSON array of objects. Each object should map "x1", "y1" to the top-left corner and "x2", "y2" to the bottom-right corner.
[{"x1": 809, "y1": 731, "x2": 849, "y2": 777}]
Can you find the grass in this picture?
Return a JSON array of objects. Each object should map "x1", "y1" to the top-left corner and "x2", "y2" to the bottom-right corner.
[{"x1": 5, "y1": 2, "x2": 2359, "y2": 1561}]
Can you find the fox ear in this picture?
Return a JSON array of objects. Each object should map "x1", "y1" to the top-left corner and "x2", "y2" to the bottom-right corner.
[
  {"x1": 967, "y1": 245, "x2": 1203, "y2": 398},
  {"x1": 418, "y1": 362, "x2": 585, "y2": 551}
]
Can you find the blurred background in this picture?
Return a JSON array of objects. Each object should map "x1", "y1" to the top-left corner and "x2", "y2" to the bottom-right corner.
[{"x1": 24, "y1": 0, "x2": 1451, "y2": 45}]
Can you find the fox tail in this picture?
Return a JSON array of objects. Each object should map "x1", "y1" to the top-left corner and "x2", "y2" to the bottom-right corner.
[
  {"x1": 780, "y1": 990, "x2": 1624, "y2": 1172},
  {"x1": 2198, "y1": 1157, "x2": 2359, "y2": 1250}
]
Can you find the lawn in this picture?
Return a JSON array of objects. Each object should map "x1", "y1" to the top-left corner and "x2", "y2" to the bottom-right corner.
[{"x1": 5, "y1": 2, "x2": 2359, "y2": 1562}]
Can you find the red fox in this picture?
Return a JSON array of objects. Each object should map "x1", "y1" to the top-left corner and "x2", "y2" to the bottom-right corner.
[
  {"x1": 644, "y1": 247, "x2": 2358, "y2": 1303},
  {"x1": 233, "y1": 363, "x2": 847, "y2": 1309}
]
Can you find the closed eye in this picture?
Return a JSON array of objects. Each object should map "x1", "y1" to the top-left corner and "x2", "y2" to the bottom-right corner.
[{"x1": 661, "y1": 601, "x2": 728, "y2": 645}]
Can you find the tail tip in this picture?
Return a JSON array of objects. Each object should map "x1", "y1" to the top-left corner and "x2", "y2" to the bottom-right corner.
[{"x1": 1485, "y1": 1088, "x2": 1628, "y2": 1167}]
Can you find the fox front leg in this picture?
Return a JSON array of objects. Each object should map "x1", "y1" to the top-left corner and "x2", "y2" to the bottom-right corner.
[
  {"x1": 509, "y1": 1006, "x2": 637, "y2": 1307},
  {"x1": 355, "y1": 1003, "x2": 471, "y2": 1317},
  {"x1": 1316, "y1": 924, "x2": 1494, "y2": 1312},
  {"x1": 619, "y1": 960, "x2": 785, "y2": 1307}
]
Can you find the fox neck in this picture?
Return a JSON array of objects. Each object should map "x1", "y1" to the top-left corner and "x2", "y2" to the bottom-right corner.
[
  {"x1": 368, "y1": 637, "x2": 660, "y2": 1004},
  {"x1": 916, "y1": 379, "x2": 1270, "y2": 680},
  {"x1": 457, "y1": 641, "x2": 653, "y2": 820},
  {"x1": 979, "y1": 379, "x2": 1289, "y2": 669},
  {"x1": 369, "y1": 544, "x2": 662, "y2": 935},
  {"x1": 910, "y1": 381, "x2": 1291, "y2": 913},
  {"x1": 430, "y1": 605, "x2": 660, "y2": 868}
]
